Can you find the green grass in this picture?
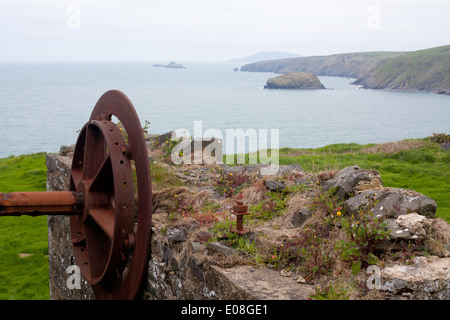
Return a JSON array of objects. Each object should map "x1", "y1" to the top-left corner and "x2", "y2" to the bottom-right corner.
[
  {"x1": 281, "y1": 140, "x2": 450, "y2": 221},
  {"x1": 235, "y1": 138, "x2": 450, "y2": 222},
  {"x1": 0, "y1": 153, "x2": 49, "y2": 300}
]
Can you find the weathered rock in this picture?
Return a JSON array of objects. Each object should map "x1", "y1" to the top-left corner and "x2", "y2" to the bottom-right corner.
[
  {"x1": 220, "y1": 266, "x2": 315, "y2": 299},
  {"x1": 323, "y1": 165, "x2": 382, "y2": 199},
  {"x1": 59, "y1": 145, "x2": 75, "y2": 156},
  {"x1": 397, "y1": 213, "x2": 431, "y2": 238},
  {"x1": 190, "y1": 241, "x2": 206, "y2": 252},
  {"x1": 295, "y1": 174, "x2": 316, "y2": 187},
  {"x1": 292, "y1": 208, "x2": 314, "y2": 227},
  {"x1": 375, "y1": 218, "x2": 424, "y2": 252},
  {"x1": 264, "y1": 72, "x2": 326, "y2": 90},
  {"x1": 221, "y1": 163, "x2": 302, "y2": 177},
  {"x1": 221, "y1": 165, "x2": 246, "y2": 176},
  {"x1": 152, "y1": 131, "x2": 176, "y2": 146},
  {"x1": 206, "y1": 241, "x2": 240, "y2": 256},
  {"x1": 264, "y1": 179, "x2": 287, "y2": 192},
  {"x1": 167, "y1": 227, "x2": 189, "y2": 243},
  {"x1": 279, "y1": 164, "x2": 303, "y2": 173},
  {"x1": 380, "y1": 256, "x2": 450, "y2": 299},
  {"x1": 344, "y1": 188, "x2": 437, "y2": 219}
]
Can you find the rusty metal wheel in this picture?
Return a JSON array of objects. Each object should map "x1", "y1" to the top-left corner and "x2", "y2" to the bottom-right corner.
[{"x1": 70, "y1": 90, "x2": 152, "y2": 299}]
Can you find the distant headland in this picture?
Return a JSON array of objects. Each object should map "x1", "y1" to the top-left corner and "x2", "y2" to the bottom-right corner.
[{"x1": 240, "y1": 45, "x2": 450, "y2": 95}]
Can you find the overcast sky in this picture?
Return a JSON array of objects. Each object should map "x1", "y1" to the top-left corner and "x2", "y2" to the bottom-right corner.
[{"x1": 0, "y1": 0, "x2": 449, "y2": 62}]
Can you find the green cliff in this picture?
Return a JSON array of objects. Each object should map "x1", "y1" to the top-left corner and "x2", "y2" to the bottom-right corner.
[
  {"x1": 353, "y1": 45, "x2": 450, "y2": 95},
  {"x1": 241, "y1": 45, "x2": 450, "y2": 95}
]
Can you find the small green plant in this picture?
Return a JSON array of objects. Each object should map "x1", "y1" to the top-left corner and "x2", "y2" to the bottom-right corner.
[
  {"x1": 173, "y1": 195, "x2": 223, "y2": 227},
  {"x1": 308, "y1": 186, "x2": 342, "y2": 215},
  {"x1": 309, "y1": 282, "x2": 353, "y2": 300},
  {"x1": 334, "y1": 193, "x2": 391, "y2": 274},
  {"x1": 142, "y1": 119, "x2": 151, "y2": 131},
  {"x1": 161, "y1": 139, "x2": 182, "y2": 162},
  {"x1": 234, "y1": 237, "x2": 259, "y2": 255},
  {"x1": 248, "y1": 192, "x2": 287, "y2": 221},
  {"x1": 395, "y1": 240, "x2": 422, "y2": 264},
  {"x1": 268, "y1": 218, "x2": 334, "y2": 281},
  {"x1": 214, "y1": 171, "x2": 252, "y2": 197},
  {"x1": 209, "y1": 217, "x2": 235, "y2": 239}
]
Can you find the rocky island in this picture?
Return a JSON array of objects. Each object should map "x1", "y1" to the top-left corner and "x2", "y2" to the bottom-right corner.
[
  {"x1": 264, "y1": 72, "x2": 326, "y2": 90},
  {"x1": 152, "y1": 61, "x2": 186, "y2": 69}
]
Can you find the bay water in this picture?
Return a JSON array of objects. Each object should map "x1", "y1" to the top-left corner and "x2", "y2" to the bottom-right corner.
[{"x1": 0, "y1": 62, "x2": 449, "y2": 158}]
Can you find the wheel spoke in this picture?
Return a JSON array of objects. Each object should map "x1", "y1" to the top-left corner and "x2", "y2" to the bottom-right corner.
[
  {"x1": 82, "y1": 124, "x2": 106, "y2": 181},
  {"x1": 90, "y1": 156, "x2": 113, "y2": 192},
  {"x1": 88, "y1": 208, "x2": 114, "y2": 239}
]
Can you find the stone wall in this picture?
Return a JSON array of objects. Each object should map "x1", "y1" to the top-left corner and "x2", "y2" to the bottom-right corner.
[
  {"x1": 46, "y1": 151, "x2": 313, "y2": 300},
  {"x1": 46, "y1": 154, "x2": 95, "y2": 300}
]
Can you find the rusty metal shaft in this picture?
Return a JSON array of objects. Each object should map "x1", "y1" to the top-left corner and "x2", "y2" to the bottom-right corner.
[{"x1": 0, "y1": 191, "x2": 82, "y2": 217}]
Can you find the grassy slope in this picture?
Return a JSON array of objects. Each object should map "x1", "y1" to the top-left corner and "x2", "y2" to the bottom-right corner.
[
  {"x1": 355, "y1": 45, "x2": 450, "y2": 94},
  {"x1": 0, "y1": 153, "x2": 49, "y2": 300}
]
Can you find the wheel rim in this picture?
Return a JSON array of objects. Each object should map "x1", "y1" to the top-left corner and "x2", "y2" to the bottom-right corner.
[{"x1": 70, "y1": 90, "x2": 153, "y2": 299}]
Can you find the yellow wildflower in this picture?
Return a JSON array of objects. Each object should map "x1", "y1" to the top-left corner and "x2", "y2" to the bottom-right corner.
[{"x1": 336, "y1": 211, "x2": 342, "y2": 217}]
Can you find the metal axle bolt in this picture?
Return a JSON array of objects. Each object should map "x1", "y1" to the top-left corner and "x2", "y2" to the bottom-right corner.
[{"x1": 230, "y1": 200, "x2": 249, "y2": 235}]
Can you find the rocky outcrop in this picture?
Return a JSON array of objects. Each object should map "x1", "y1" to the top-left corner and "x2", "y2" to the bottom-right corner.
[
  {"x1": 322, "y1": 165, "x2": 382, "y2": 199},
  {"x1": 380, "y1": 256, "x2": 450, "y2": 300},
  {"x1": 323, "y1": 165, "x2": 437, "y2": 219},
  {"x1": 264, "y1": 72, "x2": 325, "y2": 90},
  {"x1": 344, "y1": 188, "x2": 437, "y2": 219},
  {"x1": 152, "y1": 61, "x2": 186, "y2": 69}
]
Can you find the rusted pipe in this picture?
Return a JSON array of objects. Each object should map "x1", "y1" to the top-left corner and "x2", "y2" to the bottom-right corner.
[{"x1": 0, "y1": 191, "x2": 82, "y2": 217}]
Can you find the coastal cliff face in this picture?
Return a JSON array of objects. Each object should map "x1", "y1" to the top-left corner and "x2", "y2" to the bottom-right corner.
[
  {"x1": 241, "y1": 45, "x2": 450, "y2": 95},
  {"x1": 264, "y1": 72, "x2": 326, "y2": 89},
  {"x1": 352, "y1": 45, "x2": 450, "y2": 95}
]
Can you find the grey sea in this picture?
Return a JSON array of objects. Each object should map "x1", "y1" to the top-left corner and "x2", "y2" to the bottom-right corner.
[{"x1": 0, "y1": 61, "x2": 449, "y2": 158}]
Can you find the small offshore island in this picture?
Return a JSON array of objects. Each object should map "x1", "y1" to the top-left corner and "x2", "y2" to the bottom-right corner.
[
  {"x1": 264, "y1": 72, "x2": 326, "y2": 90},
  {"x1": 152, "y1": 61, "x2": 186, "y2": 69}
]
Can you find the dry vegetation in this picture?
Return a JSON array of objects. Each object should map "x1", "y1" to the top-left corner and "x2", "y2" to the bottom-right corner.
[{"x1": 147, "y1": 143, "x2": 450, "y2": 300}]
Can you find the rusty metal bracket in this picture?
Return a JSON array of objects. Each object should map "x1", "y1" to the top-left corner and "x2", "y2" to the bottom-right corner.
[{"x1": 0, "y1": 90, "x2": 153, "y2": 300}]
